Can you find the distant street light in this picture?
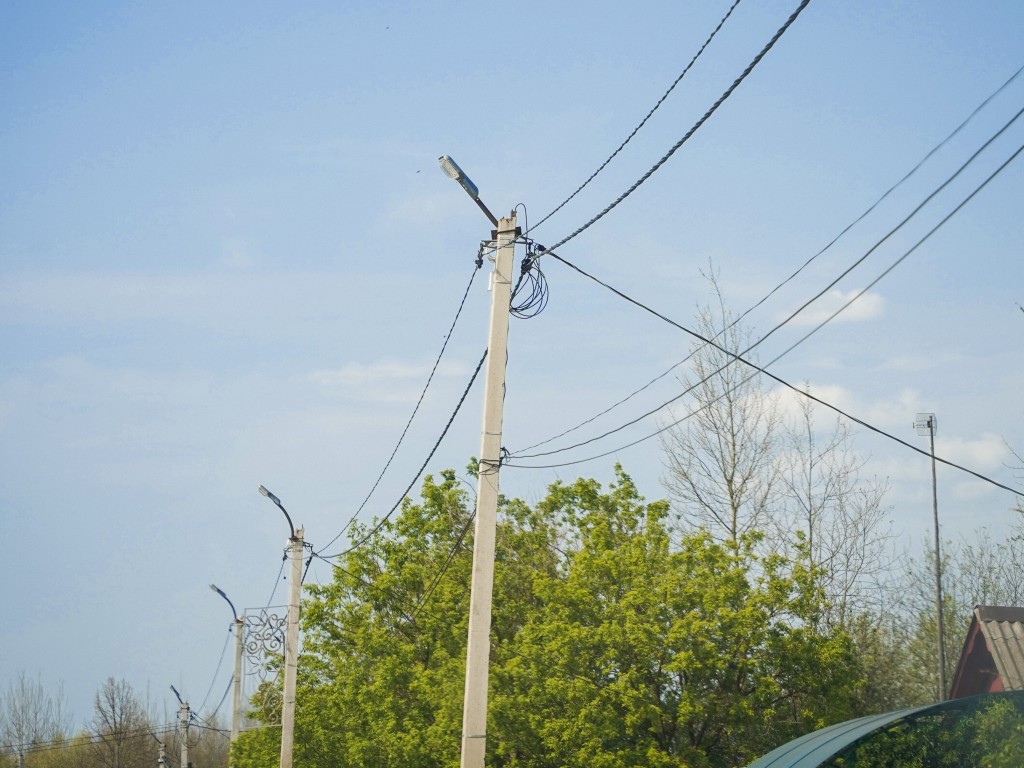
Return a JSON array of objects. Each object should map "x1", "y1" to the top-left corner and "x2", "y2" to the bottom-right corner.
[
  {"x1": 915, "y1": 412, "x2": 946, "y2": 700},
  {"x1": 439, "y1": 154, "x2": 499, "y2": 227},
  {"x1": 210, "y1": 584, "x2": 246, "y2": 753},
  {"x1": 257, "y1": 485, "x2": 304, "y2": 768}
]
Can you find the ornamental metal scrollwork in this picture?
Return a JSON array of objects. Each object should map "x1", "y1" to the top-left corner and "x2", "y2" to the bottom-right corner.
[{"x1": 244, "y1": 608, "x2": 286, "y2": 680}]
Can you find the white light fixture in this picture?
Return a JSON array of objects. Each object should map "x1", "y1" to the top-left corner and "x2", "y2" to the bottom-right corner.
[{"x1": 439, "y1": 154, "x2": 498, "y2": 227}]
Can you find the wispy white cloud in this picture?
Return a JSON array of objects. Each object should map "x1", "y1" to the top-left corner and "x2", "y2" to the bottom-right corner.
[
  {"x1": 780, "y1": 289, "x2": 885, "y2": 327},
  {"x1": 311, "y1": 359, "x2": 469, "y2": 389}
]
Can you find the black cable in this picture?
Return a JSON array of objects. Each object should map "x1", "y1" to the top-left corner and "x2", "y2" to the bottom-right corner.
[
  {"x1": 541, "y1": 0, "x2": 811, "y2": 256},
  {"x1": 205, "y1": 678, "x2": 234, "y2": 725},
  {"x1": 529, "y1": 0, "x2": 743, "y2": 234},
  {"x1": 514, "y1": 102, "x2": 1024, "y2": 460},
  {"x1": 196, "y1": 624, "x2": 232, "y2": 714},
  {"x1": 321, "y1": 258, "x2": 484, "y2": 552},
  {"x1": 510, "y1": 249, "x2": 550, "y2": 319},
  {"x1": 508, "y1": 138, "x2": 1024, "y2": 499},
  {"x1": 6, "y1": 722, "x2": 182, "y2": 755},
  {"x1": 263, "y1": 555, "x2": 287, "y2": 609},
  {"x1": 515, "y1": 62, "x2": 1024, "y2": 455},
  {"x1": 318, "y1": 347, "x2": 489, "y2": 559},
  {"x1": 410, "y1": 511, "x2": 476, "y2": 623}
]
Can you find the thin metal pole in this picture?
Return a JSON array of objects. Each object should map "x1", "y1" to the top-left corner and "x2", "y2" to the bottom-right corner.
[
  {"x1": 280, "y1": 528, "x2": 304, "y2": 768},
  {"x1": 460, "y1": 213, "x2": 516, "y2": 768},
  {"x1": 929, "y1": 419, "x2": 947, "y2": 700}
]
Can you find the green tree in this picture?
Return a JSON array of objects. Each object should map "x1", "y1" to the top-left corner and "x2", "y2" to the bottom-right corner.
[
  {"x1": 494, "y1": 470, "x2": 861, "y2": 768},
  {"x1": 233, "y1": 467, "x2": 864, "y2": 768}
]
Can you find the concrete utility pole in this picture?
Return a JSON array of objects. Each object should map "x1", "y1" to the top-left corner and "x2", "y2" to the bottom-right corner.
[
  {"x1": 915, "y1": 413, "x2": 946, "y2": 700},
  {"x1": 438, "y1": 154, "x2": 515, "y2": 768},
  {"x1": 157, "y1": 740, "x2": 169, "y2": 768},
  {"x1": 257, "y1": 485, "x2": 303, "y2": 768},
  {"x1": 280, "y1": 527, "x2": 304, "y2": 768},
  {"x1": 460, "y1": 213, "x2": 517, "y2": 768},
  {"x1": 210, "y1": 584, "x2": 246, "y2": 754},
  {"x1": 170, "y1": 688, "x2": 190, "y2": 768}
]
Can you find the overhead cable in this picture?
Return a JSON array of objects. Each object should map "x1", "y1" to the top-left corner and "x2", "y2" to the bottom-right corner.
[
  {"x1": 317, "y1": 347, "x2": 489, "y2": 560},
  {"x1": 515, "y1": 90, "x2": 1024, "y2": 456},
  {"x1": 541, "y1": 0, "x2": 811, "y2": 255},
  {"x1": 529, "y1": 0, "x2": 743, "y2": 233},
  {"x1": 321, "y1": 258, "x2": 484, "y2": 552},
  {"x1": 509, "y1": 137, "x2": 1024, "y2": 499}
]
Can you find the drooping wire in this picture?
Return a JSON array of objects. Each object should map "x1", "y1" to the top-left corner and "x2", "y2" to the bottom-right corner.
[
  {"x1": 320, "y1": 257, "x2": 485, "y2": 552},
  {"x1": 506, "y1": 139, "x2": 1024, "y2": 500},
  {"x1": 529, "y1": 0, "x2": 744, "y2": 234},
  {"x1": 196, "y1": 625, "x2": 232, "y2": 714},
  {"x1": 205, "y1": 678, "x2": 234, "y2": 726},
  {"x1": 540, "y1": 0, "x2": 812, "y2": 256},
  {"x1": 317, "y1": 347, "x2": 489, "y2": 560},
  {"x1": 516, "y1": 79, "x2": 1024, "y2": 454},
  {"x1": 510, "y1": 246, "x2": 550, "y2": 319},
  {"x1": 410, "y1": 511, "x2": 476, "y2": 623}
]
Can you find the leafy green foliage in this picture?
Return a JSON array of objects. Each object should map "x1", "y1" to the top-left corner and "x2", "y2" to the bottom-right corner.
[{"x1": 232, "y1": 466, "x2": 865, "y2": 768}]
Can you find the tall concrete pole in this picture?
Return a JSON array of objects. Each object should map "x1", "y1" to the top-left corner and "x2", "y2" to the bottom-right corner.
[
  {"x1": 460, "y1": 213, "x2": 517, "y2": 768},
  {"x1": 280, "y1": 528, "x2": 304, "y2": 768}
]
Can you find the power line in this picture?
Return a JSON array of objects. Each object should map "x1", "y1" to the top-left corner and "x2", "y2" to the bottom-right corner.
[
  {"x1": 516, "y1": 63, "x2": 1024, "y2": 455},
  {"x1": 507, "y1": 136, "x2": 1024, "y2": 500},
  {"x1": 541, "y1": 0, "x2": 812, "y2": 255},
  {"x1": 196, "y1": 624, "x2": 232, "y2": 714},
  {"x1": 529, "y1": 0, "x2": 744, "y2": 234},
  {"x1": 318, "y1": 347, "x2": 488, "y2": 560},
  {"x1": 512, "y1": 100, "x2": 1024, "y2": 462},
  {"x1": 321, "y1": 257, "x2": 484, "y2": 552}
]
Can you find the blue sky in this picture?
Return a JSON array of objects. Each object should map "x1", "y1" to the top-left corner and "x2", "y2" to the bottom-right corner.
[{"x1": 2, "y1": 0, "x2": 1023, "y2": 727}]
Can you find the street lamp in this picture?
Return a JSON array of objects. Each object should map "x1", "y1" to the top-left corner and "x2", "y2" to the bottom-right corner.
[
  {"x1": 439, "y1": 155, "x2": 499, "y2": 228},
  {"x1": 257, "y1": 485, "x2": 304, "y2": 768},
  {"x1": 440, "y1": 155, "x2": 517, "y2": 768},
  {"x1": 210, "y1": 584, "x2": 245, "y2": 752},
  {"x1": 915, "y1": 412, "x2": 946, "y2": 700}
]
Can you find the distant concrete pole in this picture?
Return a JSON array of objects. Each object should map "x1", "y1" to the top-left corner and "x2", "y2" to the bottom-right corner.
[
  {"x1": 210, "y1": 583, "x2": 246, "y2": 754},
  {"x1": 916, "y1": 413, "x2": 946, "y2": 700},
  {"x1": 157, "y1": 740, "x2": 169, "y2": 768},
  {"x1": 928, "y1": 421, "x2": 947, "y2": 700},
  {"x1": 280, "y1": 527, "x2": 304, "y2": 768},
  {"x1": 178, "y1": 700, "x2": 190, "y2": 768},
  {"x1": 256, "y1": 484, "x2": 304, "y2": 768},
  {"x1": 232, "y1": 615, "x2": 244, "y2": 744},
  {"x1": 460, "y1": 213, "x2": 517, "y2": 768}
]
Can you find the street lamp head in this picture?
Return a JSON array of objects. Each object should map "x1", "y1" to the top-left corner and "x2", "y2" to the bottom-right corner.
[
  {"x1": 210, "y1": 583, "x2": 240, "y2": 622},
  {"x1": 258, "y1": 483, "x2": 296, "y2": 539},
  {"x1": 438, "y1": 154, "x2": 500, "y2": 228},
  {"x1": 438, "y1": 155, "x2": 480, "y2": 200},
  {"x1": 257, "y1": 484, "x2": 280, "y2": 504}
]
